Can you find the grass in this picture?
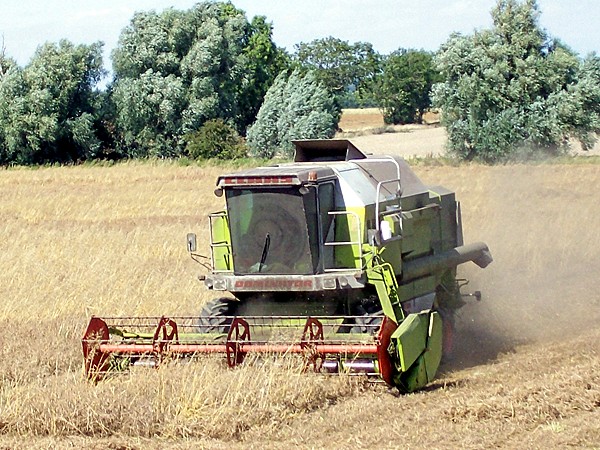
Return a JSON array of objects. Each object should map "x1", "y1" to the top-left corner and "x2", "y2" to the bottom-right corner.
[{"x1": 0, "y1": 158, "x2": 599, "y2": 448}]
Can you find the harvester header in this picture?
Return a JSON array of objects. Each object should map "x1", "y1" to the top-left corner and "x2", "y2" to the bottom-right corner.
[{"x1": 83, "y1": 139, "x2": 492, "y2": 393}]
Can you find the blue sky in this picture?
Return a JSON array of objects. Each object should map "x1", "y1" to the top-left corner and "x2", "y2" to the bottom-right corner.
[{"x1": 1, "y1": 0, "x2": 598, "y2": 71}]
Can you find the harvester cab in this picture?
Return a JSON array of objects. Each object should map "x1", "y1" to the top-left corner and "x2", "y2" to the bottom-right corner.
[{"x1": 83, "y1": 139, "x2": 492, "y2": 392}]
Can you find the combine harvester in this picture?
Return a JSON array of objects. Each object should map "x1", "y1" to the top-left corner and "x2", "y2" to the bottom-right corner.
[{"x1": 83, "y1": 140, "x2": 492, "y2": 392}]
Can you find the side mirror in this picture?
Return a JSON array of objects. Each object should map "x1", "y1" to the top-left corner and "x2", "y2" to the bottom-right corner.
[{"x1": 187, "y1": 233, "x2": 197, "y2": 253}]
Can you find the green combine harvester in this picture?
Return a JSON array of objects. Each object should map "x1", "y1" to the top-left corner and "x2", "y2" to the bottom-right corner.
[{"x1": 83, "y1": 139, "x2": 492, "y2": 392}]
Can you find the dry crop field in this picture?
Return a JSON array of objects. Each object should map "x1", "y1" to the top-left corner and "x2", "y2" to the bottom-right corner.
[
  {"x1": 0, "y1": 158, "x2": 599, "y2": 449},
  {"x1": 338, "y1": 108, "x2": 385, "y2": 132},
  {"x1": 338, "y1": 108, "x2": 439, "y2": 133}
]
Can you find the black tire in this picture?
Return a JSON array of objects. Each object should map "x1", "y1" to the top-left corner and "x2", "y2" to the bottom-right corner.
[
  {"x1": 198, "y1": 297, "x2": 238, "y2": 333},
  {"x1": 338, "y1": 294, "x2": 384, "y2": 334},
  {"x1": 341, "y1": 311, "x2": 384, "y2": 334}
]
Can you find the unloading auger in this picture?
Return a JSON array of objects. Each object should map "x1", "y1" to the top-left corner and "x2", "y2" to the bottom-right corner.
[{"x1": 83, "y1": 139, "x2": 492, "y2": 392}]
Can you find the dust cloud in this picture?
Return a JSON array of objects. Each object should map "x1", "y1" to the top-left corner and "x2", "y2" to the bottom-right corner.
[{"x1": 425, "y1": 163, "x2": 600, "y2": 370}]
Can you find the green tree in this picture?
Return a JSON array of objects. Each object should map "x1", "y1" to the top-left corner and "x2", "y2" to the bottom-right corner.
[
  {"x1": 561, "y1": 54, "x2": 600, "y2": 150},
  {"x1": 0, "y1": 68, "x2": 19, "y2": 164},
  {"x1": 111, "y1": 2, "x2": 287, "y2": 158},
  {"x1": 184, "y1": 119, "x2": 246, "y2": 160},
  {"x1": 0, "y1": 42, "x2": 18, "y2": 163},
  {"x1": 375, "y1": 49, "x2": 440, "y2": 124},
  {"x1": 112, "y1": 70, "x2": 185, "y2": 158},
  {"x1": 247, "y1": 69, "x2": 339, "y2": 158},
  {"x1": 0, "y1": 40, "x2": 104, "y2": 164},
  {"x1": 433, "y1": 0, "x2": 598, "y2": 161},
  {"x1": 294, "y1": 37, "x2": 380, "y2": 107},
  {"x1": 237, "y1": 16, "x2": 291, "y2": 131}
]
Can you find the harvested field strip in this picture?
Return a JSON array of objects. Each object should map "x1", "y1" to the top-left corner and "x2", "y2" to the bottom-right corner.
[{"x1": 0, "y1": 160, "x2": 599, "y2": 448}]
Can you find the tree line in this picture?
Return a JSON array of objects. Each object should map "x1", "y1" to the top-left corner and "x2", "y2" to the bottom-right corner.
[{"x1": 0, "y1": 0, "x2": 598, "y2": 165}]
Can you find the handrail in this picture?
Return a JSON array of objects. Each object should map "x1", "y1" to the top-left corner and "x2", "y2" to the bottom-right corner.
[
  {"x1": 323, "y1": 210, "x2": 363, "y2": 272},
  {"x1": 375, "y1": 178, "x2": 402, "y2": 233},
  {"x1": 356, "y1": 156, "x2": 402, "y2": 235},
  {"x1": 353, "y1": 156, "x2": 402, "y2": 186}
]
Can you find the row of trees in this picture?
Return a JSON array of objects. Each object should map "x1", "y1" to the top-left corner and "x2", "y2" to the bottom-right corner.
[
  {"x1": 0, "y1": 0, "x2": 599, "y2": 164},
  {"x1": 0, "y1": 1, "x2": 441, "y2": 164}
]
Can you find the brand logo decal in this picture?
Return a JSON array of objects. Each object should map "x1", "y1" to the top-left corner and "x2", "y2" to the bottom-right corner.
[{"x1": 234, "y1": 279, "x2": 313, "y2": 289}]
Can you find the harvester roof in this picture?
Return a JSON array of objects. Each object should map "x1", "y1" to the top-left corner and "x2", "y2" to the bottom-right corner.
[
  {"x1": 216, "y1": 164, "x2": 337, "y2": 187},
  {"x1": 217, "y1": 139, "x2": 429, "y2": 199}
]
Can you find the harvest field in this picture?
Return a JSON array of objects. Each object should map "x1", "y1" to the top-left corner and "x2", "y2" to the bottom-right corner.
[{"x1": 1, "y1": 148, "x2": 600, "y2": 448}]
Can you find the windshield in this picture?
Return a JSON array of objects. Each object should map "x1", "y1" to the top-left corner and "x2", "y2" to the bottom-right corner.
[{"x1": 226, "y1": 187, "x2": 318, "y2": 275}]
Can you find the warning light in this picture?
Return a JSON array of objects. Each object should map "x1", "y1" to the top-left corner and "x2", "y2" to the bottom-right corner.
[{"x1": 220, "y1": 176, "x2": 298, "y2": 186}]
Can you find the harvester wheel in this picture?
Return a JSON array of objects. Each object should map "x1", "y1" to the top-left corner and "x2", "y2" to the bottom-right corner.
[
  {"x1": 339, "y1": 311, "x2": 384, "y2": 334},
  {"x1": 198, "y1": 297, "x2": 239, "y2": 333},
  {"x1": 437, "y1": 308, "x2": 456, "y2": 360},
  {"x1": 339, "y1": 294, "x2": 383, "y2": 334}
]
